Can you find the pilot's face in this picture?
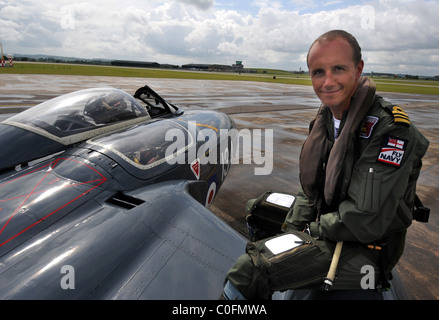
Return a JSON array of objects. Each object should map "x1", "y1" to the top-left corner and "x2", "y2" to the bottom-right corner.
[{"x1": 307, "y1": 37, "x2": 364, "y2": 118}]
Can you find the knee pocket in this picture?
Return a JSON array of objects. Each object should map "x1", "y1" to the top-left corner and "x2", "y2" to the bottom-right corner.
[
  {"x1": 246, "y1": 231, "x2": 332, "y2": 291},
  {"x1": 246, "y1": 231, "x2": 329, "y2": 272}
]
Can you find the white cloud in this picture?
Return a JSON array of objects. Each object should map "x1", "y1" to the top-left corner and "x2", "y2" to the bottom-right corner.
[{"x1": 1, "y1": 0, "x2": 438, "y2": 75}]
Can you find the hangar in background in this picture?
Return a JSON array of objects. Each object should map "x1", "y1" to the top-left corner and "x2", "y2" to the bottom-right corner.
[
  {"x1": 109, "y1": 59, "x2": 246, "y2": 72},
  {"x1": 111, "y1": 60, "x2": 161, "y2": 68},
  {"x1": 182, "y1": 61, "x2": 244, "y2": 72}
]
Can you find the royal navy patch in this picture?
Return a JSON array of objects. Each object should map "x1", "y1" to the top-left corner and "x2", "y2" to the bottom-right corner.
[
  {"x1": 377, "y1": 136, "x2": 407, "y2": 168},
  {"x1": 360, "y1": 116, "x2": 379, "y2": 139}
]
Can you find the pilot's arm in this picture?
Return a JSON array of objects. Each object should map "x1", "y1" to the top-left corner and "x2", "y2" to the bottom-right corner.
[{"x1": 282, "y1": 189, "x2": 317, "y2": 233}]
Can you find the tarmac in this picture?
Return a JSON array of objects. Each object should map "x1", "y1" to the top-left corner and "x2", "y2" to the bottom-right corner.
[{"x1": 0, "y1": 74, "x2": 438, "y2": 299}]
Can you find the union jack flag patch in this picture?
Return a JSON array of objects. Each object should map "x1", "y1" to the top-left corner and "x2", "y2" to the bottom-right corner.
[{"x1": 377, "y1": 136, "x2": 407, "y2": 167}]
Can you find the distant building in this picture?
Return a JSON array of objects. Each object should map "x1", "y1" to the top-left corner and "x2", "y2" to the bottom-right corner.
[
  {"x1": 182, "y1": 64, "x2": 212, "y2": 71},
  {"x1": 182, "y1": 61, "x2": 244, "y2": 73},
  {"x1": 110, "y1": 60, "x2": 246, "y2": 73},
  {"x1": 111, "y1": 60, "x2": 160, "y2": 68},
  {"x1": 160, "y1": 64, "x2": 179, "y2": 69}
]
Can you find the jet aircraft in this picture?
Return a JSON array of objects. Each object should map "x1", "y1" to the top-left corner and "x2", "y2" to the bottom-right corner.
[{"x1": 0, "y1": 85, "x2": 247, "y2": 299}]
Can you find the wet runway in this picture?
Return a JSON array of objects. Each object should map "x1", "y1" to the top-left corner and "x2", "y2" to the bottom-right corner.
[{"x1": 1, "y1": 74, "x2": 438, "y2": 299}]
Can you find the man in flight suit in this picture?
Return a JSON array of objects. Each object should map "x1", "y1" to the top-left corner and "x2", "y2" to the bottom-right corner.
[{"x1": 221, "y1": 30, "x2": 429, "y2": 300}]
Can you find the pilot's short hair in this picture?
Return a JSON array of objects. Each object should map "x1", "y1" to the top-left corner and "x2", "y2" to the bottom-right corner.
[{"x1": 307, "y1": 30, "x2": 362, "y2": 67}]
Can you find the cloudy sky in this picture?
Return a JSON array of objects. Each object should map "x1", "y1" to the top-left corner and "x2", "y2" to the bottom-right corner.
[{"x1": 1, "y1": 0, "x2": 438, "y2": 76}]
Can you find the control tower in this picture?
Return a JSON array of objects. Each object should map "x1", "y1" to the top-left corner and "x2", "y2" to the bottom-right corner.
[{"x1": 232, "y1": 60, "x2": 244, "y2": 72}]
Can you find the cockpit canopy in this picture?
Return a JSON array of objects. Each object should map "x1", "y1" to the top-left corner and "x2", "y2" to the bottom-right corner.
[
  {"x1": 0, "y1": 86, "x2": 186, "y2": 172},
  {"x1": 4, "y1": 88, "x2": 150, "y2": 145}
]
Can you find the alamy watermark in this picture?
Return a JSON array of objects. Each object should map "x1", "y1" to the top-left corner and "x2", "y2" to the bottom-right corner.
[
  {"x1": 164, "y1": 121, "x2": 274, "y2": 176},
  {"x1": 60, "y1": 265, "x2": 75, "y2": 290},
  {"x1": 59, "y1": 264, "x2": 379, "y2": 291},
  {"x1": 60, "y1": 5, "x2": 76, "y2": 30},
  {"x1": 360, "y1": 265, "x2": 376, "y2": 290},
  {"x1": 330, "y1": 5, "x2": 376, "y2": 30},
  {"x1": 360, "y1": 5, "x2": 375, "y2": 30},
  {"x1": 60, "y1": 4, "x2": 376, "y2": 31}
]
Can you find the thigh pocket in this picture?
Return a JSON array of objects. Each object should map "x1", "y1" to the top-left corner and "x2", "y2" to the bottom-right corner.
[
  {"x1": 246, "y1": 232, "x2": 330, "y2": 290},
  {"x1": 246, "y1": 231, "x2": 323, "y2": 270}
]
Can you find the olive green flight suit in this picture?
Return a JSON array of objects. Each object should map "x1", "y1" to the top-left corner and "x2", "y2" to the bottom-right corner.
[{"x1": 224, "y1": 86, "x2": 429, "y2": 300}]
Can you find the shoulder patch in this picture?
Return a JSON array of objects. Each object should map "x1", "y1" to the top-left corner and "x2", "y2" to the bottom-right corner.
[
  {"x1": 391, "y1": 106, "x2": 410, "y2": 127},
  {"x1": 377, "y1": 136, "x2": 407, "y2": 168},
  {"x1": 360, "y1": 115, "x2": 379, "y2": 139}
]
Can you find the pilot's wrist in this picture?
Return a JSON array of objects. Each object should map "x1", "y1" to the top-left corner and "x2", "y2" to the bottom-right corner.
[{"x1": 309, "y1": 222, "x2": 321, "y2": 239}]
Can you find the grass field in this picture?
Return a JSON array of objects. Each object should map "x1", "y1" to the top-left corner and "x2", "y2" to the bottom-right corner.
[{"x1": 1, "y1": 62, "x2": 438, "y2": 95}]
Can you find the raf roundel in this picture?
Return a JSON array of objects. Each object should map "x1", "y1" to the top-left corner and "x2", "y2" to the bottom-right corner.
[{"x1": 206, "y1": 181, "x2": 217, "y2": 207}]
